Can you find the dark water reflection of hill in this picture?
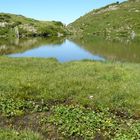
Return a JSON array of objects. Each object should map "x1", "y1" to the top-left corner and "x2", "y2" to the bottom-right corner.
[
  {"x1": 72, "y1": 37, "x2": 140, "y2": 63},
  {"x1": 0, "y1": 37, "x2": 65, "y2": 55},
  {"x1": 0, "y1": 37, "x2": 140, "y2": 63}
]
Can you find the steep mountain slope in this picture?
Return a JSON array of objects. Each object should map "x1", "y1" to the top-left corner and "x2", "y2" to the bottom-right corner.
[
  {"x1": 0, "y1": 13, "x2": 68, "y2": 38},
  {"x1": 68, "y1": 0, "x2": 140, "y2": 41}
]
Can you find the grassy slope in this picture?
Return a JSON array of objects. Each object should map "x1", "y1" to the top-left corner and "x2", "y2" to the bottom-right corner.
[
  {"x1": 0, "y1": 13, "x2": 68, "y2": 38},
  {"x1": 68, "y1": 1, "x2": 140, "y2": 41},
  {"x1": 0, "y1": 57, "x2": 140, "y2": 139}
]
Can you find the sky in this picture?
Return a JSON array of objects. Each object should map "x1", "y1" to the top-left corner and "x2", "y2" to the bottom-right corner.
[{"x1": 0, "y1": 0, "x2": 125, "y2": 24}]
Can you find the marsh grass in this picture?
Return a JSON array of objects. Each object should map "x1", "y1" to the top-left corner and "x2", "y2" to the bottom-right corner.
[
  {"x1": 0, "y1": 128, "x2": 44, "y2": 140},
  {"x1": 0, "y1": 57, "x2": 140, "y2": 139}
]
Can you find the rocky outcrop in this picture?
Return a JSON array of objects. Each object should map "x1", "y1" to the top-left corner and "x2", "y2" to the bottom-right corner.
[
  {"x1": 14, "y1": 26, "x2": 19, "y2": 38},
  {"x1": 0, "y1": 22, "x2": 8, "y2": 27},
  {"x1": 19, "y1": 24, "x2": 37, "y2": 33},
  {"x1": 93, "y1": 5, "x2": 119, "y2": 15}
]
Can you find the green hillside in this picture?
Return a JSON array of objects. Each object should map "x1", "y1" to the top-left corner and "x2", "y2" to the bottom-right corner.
[
  {"x1": 0, "y1": 13, "x2": 68, "y2": 38},
  {"x1": 68, "y1": 0, "x2": 140, "y2": 41}
]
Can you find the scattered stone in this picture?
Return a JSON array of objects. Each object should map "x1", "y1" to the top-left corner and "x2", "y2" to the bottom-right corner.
[
  {"x1": 89, "y1": 96, "x2": 94, "y2": 99},
  {"x1": 130, "y1": 30, "x2": 136, "y2": 40}
]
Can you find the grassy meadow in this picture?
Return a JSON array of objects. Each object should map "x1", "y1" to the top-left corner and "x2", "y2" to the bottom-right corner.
[{"x1": 0, "y1": 57, "x2": 139, "y2": 139}]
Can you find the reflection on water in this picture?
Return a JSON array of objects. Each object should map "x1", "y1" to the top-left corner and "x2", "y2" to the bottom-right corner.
[
  {"x1": 72, "y1": 37, "x2": 140, "y2": 63},
  {"x1": 0, "y1": 37, "x2": 65, "y2": 55},
  {"x1": 0, "y1": 37, "x2": 105, "y2": 62},
  {"x1": 0, "y1": 37, "x2": 140, "y2": 63}
]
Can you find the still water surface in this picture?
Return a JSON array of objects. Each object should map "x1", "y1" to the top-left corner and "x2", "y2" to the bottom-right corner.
[
  {"x1": 8, "y1": 39, "x2": 105, "y2": 62},
  {"x1": 0, "y1": 37, "x2": 139, "y2": 63}
]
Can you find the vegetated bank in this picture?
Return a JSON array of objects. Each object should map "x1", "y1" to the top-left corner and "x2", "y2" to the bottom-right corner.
[
  {"x1": 0, "y1": 57, "x2": 139, "y2": 139},
  {"x1": 0, "y1": 13, "x2": 68, "y2": 38},
  {"x1": 68, "y1": 0, "x2": 140, "y2": 42}
]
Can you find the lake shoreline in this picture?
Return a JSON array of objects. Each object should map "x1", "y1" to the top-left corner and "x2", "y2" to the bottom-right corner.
[{"x1": 0, "y1": 37, "x2": 140, "y2": 63}]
